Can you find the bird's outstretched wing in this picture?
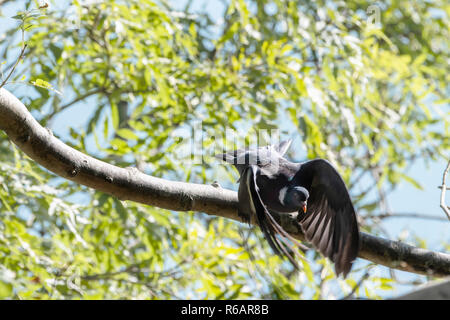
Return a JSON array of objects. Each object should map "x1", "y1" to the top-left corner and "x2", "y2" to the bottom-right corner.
[
  {"x1": 295, "y1": 159, "x2": 360, "y2": 277},
  {"x1": 239, "y1": 165, "x2": 306, "y2": 269}
]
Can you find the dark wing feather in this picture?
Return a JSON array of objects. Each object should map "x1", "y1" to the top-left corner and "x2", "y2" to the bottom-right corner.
[
  {"x1": 239, "y1": 165, "x2": 302, "y2": 269},
  {"x1": 295, "y1": 159, "x2": 360, "y2": 277}
]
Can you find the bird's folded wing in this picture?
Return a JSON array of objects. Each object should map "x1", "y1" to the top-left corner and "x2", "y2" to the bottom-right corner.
[{"x1": 240, "y1": 165, "x2": 303, "y2": 269}]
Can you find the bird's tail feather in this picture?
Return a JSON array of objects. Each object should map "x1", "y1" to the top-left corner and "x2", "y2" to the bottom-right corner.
[{"x1": 264, "y1": 210, "x2": 310, "y2": 263}]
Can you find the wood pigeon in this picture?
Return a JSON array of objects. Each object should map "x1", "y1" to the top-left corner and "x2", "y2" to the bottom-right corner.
[{"x1": 217, "y1": 140, "x2": 360, "y2": 278}]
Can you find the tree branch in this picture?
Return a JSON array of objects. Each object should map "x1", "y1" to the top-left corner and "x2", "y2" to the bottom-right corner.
[
  {"x1": 0, "y1": 88, "x2": 449, "y2": 277},
  {"x1": 440, "y1": 160, "x2": 450, "y2": 221},
  {"x1": 394, "y1": 278, "x2": 450, "y2": 300},
  {"x1": 374, "y1": 213, "x2": 448, "y2": 222},
  {"x1": 46, "y1": 88, "x2": 106, "y2": 120},
  {"x1": 0, "y1": 44, "x2": 27, "y2": 89},
  {"x1": 341, "y1": 268, "x2": 372, "y2": 300}
]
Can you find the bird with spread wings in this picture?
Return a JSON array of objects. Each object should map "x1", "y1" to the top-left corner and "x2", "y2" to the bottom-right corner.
[{"x1": 217, "y1": 140, "x2": 360, "y2": 277}]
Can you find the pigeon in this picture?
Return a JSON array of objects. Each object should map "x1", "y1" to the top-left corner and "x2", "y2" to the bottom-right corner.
[{"x1": 217, "y1": 140, "x2": 360, "y2": 277}]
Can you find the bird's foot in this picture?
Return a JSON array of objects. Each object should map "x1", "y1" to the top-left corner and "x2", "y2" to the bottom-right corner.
[{"x1": 211, "y1": 181, "x2": 222, "y2": 188}]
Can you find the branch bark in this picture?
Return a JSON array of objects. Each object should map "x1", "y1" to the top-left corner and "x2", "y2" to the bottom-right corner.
[
  {"x1": 1, "y1": 87, "x2": 449, "y2": 277},
  {"x1": 394, "y1": 278, "x2": 450, "y2": 300}
]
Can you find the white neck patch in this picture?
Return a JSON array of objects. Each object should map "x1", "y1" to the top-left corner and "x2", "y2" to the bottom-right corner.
[{"x1": 278, "y1": 186, "x2": 288, "y2": 205}]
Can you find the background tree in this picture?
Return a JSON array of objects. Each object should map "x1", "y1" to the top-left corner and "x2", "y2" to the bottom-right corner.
[{"x1": 0, "y1": 0, "x2": 448, "y2": 299}]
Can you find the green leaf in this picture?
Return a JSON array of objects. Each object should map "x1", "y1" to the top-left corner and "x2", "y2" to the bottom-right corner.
[
  {"x1": 31, "y1": 78, "x2": 52, "y2": 88},
  {"x1": 30, "y1": 79, "x2": 62, "y2": 95},
  {"x1": 111, "y1": 103, "x2": 119, "y2": 130},
  {"x1": 116, "y1": 128, "x2": 139, "y2": 141},
  {"x1": 11, "y1": 12, "x2": 26, "y2": 20},
  {"x1": 0, "y1": 281, "x2": 13, "y2": 298},
  {"x1": 398, "y1": 173, "x2": 423, "y2": 190}
]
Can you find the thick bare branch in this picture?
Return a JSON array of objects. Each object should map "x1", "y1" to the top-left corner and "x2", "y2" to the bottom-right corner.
[
  {"x1": 0, "y1": 87, "x2": 449, "y2": 277},
  {"x1": 394, "y1": 278, "x2": 450, "y2": 300}
]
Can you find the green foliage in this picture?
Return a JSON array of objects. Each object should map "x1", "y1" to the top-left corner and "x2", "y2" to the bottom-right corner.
[{"x1": 0, "y1": 0, "x2": 448, "y2": 299}]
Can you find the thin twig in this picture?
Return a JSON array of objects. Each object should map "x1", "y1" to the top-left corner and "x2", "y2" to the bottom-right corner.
[
  {"x1": 375, "y1": 213, "x2": 448, "y2": 222},
  {"x1": 439, "y1": 160, "x2": 450, "y2": 221},
  {"x1": 46, "y1": 88, "x2": 105, "y2": 120},
  {"x1": 0, "y1": 44, "x2": 27, "y2": 89},
  {"x1": 341, "y1": 269, "x2": 371, "y2": 300}
]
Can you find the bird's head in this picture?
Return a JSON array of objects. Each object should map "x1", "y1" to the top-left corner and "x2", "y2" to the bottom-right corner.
[{"x1": 285, "y1": 186, "x2": 309, "y2": 213}]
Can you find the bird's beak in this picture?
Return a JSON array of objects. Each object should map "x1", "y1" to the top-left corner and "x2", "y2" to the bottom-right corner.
[{"x1": 302, "y1": 202, "x2": 307, "y2": 213}]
